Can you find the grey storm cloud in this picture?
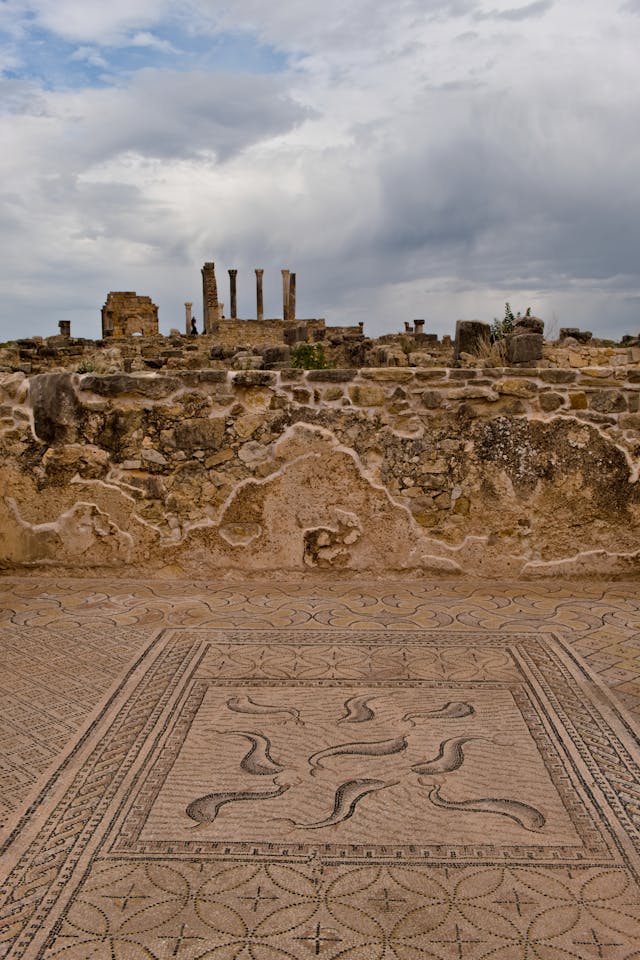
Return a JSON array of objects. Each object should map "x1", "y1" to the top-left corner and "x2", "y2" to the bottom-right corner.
[
  {"x1": 65, "y1": 70, "x2": 311, "y2": 163},
  {"x1": 475, "y1": 0, "x2": 553, "y2": 21},
  {"x1": 1, "y1": 0, "x2": 640, "y2": 340}
]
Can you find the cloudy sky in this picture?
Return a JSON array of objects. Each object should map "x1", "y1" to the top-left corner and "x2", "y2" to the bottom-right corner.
[{"x1": 1, "y1": 0, "x2": 639, "y2": 342}]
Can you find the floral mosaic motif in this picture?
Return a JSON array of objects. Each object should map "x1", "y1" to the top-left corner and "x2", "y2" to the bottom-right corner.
[{"x1": 43, "y1": 862, "x2": 640, "y2": 960}]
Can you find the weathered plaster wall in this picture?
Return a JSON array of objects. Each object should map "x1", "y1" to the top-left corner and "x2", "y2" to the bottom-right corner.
[{"x1": 1, "y1": 367, "x2": 639, "y2": 578}]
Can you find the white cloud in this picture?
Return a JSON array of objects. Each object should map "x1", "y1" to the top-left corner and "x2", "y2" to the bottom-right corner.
[
  {"x1": 14, "y1": 0, "x2": 172, "y2": 44},
  {"x1": 128, "y1": 31, "x2": 177, "y2": 53},
  {"x1": 69, "y1": 46, "x2": 108, "y2": 68},
  {"x1": 1, "y1": 0, "x2": 640, "y2": 340}
]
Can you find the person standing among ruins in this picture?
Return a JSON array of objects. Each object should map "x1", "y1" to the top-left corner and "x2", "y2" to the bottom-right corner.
[{"x1": 190, "y1": 316, "x2": 199, "y2": 335}]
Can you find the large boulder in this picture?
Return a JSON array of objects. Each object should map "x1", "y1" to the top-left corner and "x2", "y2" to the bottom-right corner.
[
  {"x1": 454, "y1": 321, "x2": 490, "y2": 360},
  {"x1": 505, "y1": 332, "x2": 543, "y2": 364},
  {"x1": 30, "y1": 373, "x2": 82, "y2": 444}
]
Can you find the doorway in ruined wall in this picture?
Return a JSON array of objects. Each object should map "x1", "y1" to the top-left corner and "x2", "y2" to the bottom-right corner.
[{"x1": 125, "y1": 316, "x2": 144, "y2": 336}]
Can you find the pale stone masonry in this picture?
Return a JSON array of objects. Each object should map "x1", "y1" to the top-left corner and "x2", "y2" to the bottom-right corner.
[
  {"x1": 101, "y1": 292, "x2": 159, "y2": 338},
  {"x1": 1, "y1": 365, "x2": 639, "y2": 579},
  {"x1": 201, "y1": 261, "x2": 221, "y2": 333}
]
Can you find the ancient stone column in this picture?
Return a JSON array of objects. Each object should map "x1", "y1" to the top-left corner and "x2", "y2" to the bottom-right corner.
[
  {"x1": 288, "y1": 272, "x2": 296, "y2": 324},
  {"x1": 58, "y1": 320, "x2": 71, "y2": 338},
  {"x1": 228, "y1": 269, "x2": 238, "y2": 319},
  {"x1": 184, "y1": 302, "x2": 193, "y2": 336},
  {"x1": 414, "y1": 319, "x2": 425, "y2": 335},
  {"x1": 201, "y1": 262, "x2": 219, "y2": 334},
  {"x1": 281, "y1": 269, "x2": 290, "y2": 322},
  {"x1": 255, "y1": 269, "x2": 264, "y2": 321}
]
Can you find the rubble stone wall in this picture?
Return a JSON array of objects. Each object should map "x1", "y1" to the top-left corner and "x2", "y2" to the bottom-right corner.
[
  {"x1": 208, "y1": 318, "x2": 327, "y2": 348},
  {"x1": 1, "y1": 366, "x2": 639, "y2": 579}
]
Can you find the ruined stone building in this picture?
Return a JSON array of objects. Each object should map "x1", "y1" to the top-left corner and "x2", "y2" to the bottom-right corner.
[{"x1": 101, "y1": 292, "x2": 159, "y2": 338}]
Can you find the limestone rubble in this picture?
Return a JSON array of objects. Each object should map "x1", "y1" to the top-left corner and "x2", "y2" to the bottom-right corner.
[{"x1": 1, "y1": 364, "x2": 639, "y2": 578}]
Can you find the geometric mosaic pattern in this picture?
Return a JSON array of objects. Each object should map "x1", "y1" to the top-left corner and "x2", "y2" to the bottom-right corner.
[
  {"x1": 0, "y1": 623, "x2": 150, "y2": 827},
  {"x1": 1, "y1": 625, "x2": 639, "y2": 959}
]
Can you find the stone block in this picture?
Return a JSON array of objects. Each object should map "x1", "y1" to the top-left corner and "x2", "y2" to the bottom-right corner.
[
  {"x1": 560, "y1": 327, "x2": 593, "y2": 343},
  {"x1": 421, "y1": 391, "x2": 442, "y2": 409},
  {"x1": 348, "y1": 384, "x2": 388, "y2": 406},
  {"x1": 588, "y1": 390, "x2": 627, "y2": 413},
  {"x1": 291, "y1": 387, "x2": 312, "y2": 404},
  {"x1": 361, "y1": 368, "x2": 414, "y2": 382},
  {"x1": 232, "y1": 371, "x2": 276, "y2": 388},
  {"x1": 323, "y1": 386, "x2": 344, "y2": 401},
  {"x1": 618, "y1": 413, "x2": 640, "y2": 428},
  {"x1": 234, "y1": 414, "x2": 264, "y2": 439},
  {"x1": 569, "y1": 392, "x2": 588, "y2": 410},
  {"x1": 80, "y1": 374, "x2": 180, "y2": 398},
  {"x1": 539, "y1": 392, "x2": 564, "y2": 412},
  {"x1": 30, "y1": 373, "x2": 81, "y2": 444},
  {"x1": 174, "y1": 417, "x2": 225, "y2": 452},
  {"x1": 445, "y1": 386, "x2": 499, "y2": 402},
  {"x1": 205, "y1": 449, "x2": 234, "y2": 467},
  {"x1": 454, "y1": 321, "x2": 491, "y2": 360},
  {"x1": 414, "y1": 369, "x2": 448, "y2": 381},
  {"x1": 505, "y1": 333, "x2": 543, "y2": 365},
  {"x1": 582, "y1": 368, "x2": 614, "y2": 379},
  {"x1": 141, "y1": 448, "x2": 168, "y2": 466},
  {"x1": 407, "y1": 351, "x2": 434, "y2": 367},
  {"x1": 306, "y1": 369, "x2": 357, "y2": 382},
  {"x1": 262, "y1": 345, "x2": 291, "y2": 366},
  {"x1": 232, "y1": 353, "x2": 263, "y2": 370},
  {"x1": 180, "y1": 371, "x2": 228, "y2": 385},
  {"x1": 540, "y1": 369, "x2": 577, "y2": 383},
  {"x1": 513, "y1": 316, "x2": 544, "y2": 335},
  {"x1": 495, "y1": 378, "x2": 537, "y2": 398}
]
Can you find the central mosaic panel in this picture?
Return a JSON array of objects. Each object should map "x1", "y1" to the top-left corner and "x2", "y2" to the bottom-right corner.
[{"x1": 111, "y1": 634, "x2": 602, "y2": 862}]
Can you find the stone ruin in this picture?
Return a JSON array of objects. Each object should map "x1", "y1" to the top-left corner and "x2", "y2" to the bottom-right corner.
[
  {"x1": 199, "y1": 262, "x2": 305, "y2": 330},
  {"x1": 101, "y1": 292, "x2": 159, "y2": 338},
  {"x1": 1, "y1": 255, "x2": 640, "y2": 581}
]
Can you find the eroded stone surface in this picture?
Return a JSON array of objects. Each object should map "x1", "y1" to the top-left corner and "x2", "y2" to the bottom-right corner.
[{"x1": 1, "y1": 368, "x2": 639, "y2": 578}]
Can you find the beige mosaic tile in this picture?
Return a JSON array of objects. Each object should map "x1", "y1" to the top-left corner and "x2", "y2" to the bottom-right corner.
[{"x1": 1, "y1": 579, "x2": 639, "y2": 958}]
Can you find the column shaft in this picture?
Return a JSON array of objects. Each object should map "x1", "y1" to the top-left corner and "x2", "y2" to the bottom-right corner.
[
  {"x1": 288, "y1": 272, "x2": 296, "y2": 324},
  {"x1": 255, "y1": 269, "x2": 264, "y2": 321},
  {"x1": 228, "y1": 269, "x2": 238, "y2": 320},
  {"x1": 281, "y1": 269, "x2": 290, "y2": 322}
]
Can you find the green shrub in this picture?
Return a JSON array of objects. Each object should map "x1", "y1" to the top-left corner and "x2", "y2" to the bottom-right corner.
[
  {"x1": 290, "y1": 343, "x2": 329, "y2": 369},
  {"x1": 491, "y1": 302, "x2": 531, "y2": 342}
]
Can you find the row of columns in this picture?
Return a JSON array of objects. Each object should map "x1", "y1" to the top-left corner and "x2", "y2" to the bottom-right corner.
[
  {"x1": 188, "y1": 264, "x2": 298, "y2": 334},
  {"x1": 214, "y1": 268, "x2": 299, "y2": 323},
  {"x1": 255, "y1": 268, "x2": 296, "y2": 323}
]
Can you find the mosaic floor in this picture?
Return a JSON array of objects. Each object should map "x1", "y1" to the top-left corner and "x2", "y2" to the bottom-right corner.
[{"x1": 1, "y1": 578, "x2": 639, "y2": 959}]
